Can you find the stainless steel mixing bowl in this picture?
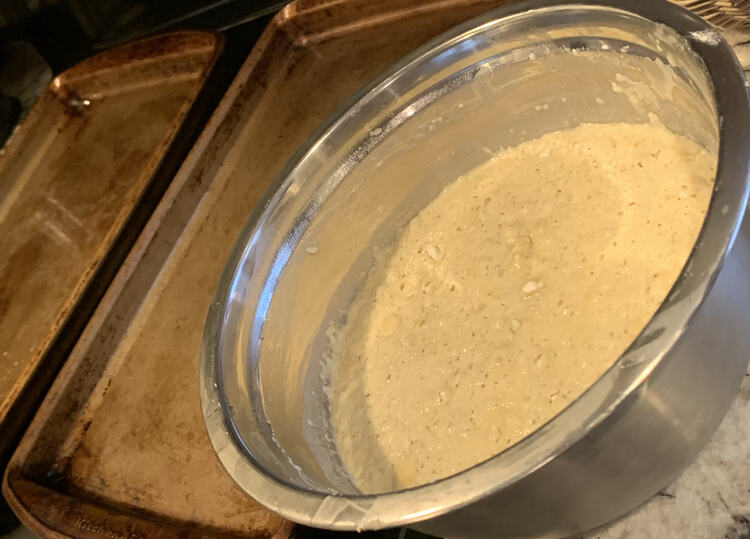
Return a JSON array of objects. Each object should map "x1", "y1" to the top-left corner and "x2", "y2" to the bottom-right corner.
[{"x1": 201, "y1": 1, "x2": 750, "y2": 536}]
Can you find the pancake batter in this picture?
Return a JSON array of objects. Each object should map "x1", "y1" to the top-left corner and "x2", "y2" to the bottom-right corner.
[{"x1": 329, "y1": 121, "x2": 716, "y2": 493}]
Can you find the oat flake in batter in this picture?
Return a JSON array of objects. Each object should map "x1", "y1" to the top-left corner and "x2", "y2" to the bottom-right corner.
[{"x1": 329, "y1": 121, "x2": 716, "y2": 494}]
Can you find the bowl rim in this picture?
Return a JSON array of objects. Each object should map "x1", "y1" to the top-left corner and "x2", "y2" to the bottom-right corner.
[{"x1": 200, "y1": 0, "x2": 750, "y2": 530}]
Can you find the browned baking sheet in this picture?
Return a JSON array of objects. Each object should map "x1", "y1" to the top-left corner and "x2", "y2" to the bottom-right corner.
[
  {"x1": 2, "y1": 1, "x2": 509, "y2": 536},
  {"x1": 0, "y1": 31, "x2": 221, "y2": 470}
]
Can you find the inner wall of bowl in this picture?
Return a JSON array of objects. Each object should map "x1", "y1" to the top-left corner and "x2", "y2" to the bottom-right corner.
[{"x1": 226, "y1": 8, "x2": 718, "y2": 494}]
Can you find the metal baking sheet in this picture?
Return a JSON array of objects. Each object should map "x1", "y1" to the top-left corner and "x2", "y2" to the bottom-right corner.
[
  {"x1": 2, "y1": 0, "x2": 506, "y2": 536},
  {"x1": 0, "y1": 31, "x2": 221, "y2": 470}
]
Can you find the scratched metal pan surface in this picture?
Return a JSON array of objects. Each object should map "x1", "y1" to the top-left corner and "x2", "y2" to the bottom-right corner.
[
  {"x1": 2, "y1": 1, "x2": 513, "y2": 537},
  {"x1": 0, "y1": 30, "x2": 222, "y2": 473}
]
